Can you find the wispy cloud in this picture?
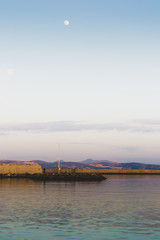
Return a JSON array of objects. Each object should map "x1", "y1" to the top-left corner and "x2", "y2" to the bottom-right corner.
[
  {"x1": 119, "y1": 146, "x2": 141, "y2": 152},
  {"x1": 0, "y1": 133, "x2": 7, "y2": 136},
  {"x1": 70, "y1": 142, "x2": 96, "y2": 145},
  {"x1": 0, "y1": 120, "x2": 160, "y2": 133}
]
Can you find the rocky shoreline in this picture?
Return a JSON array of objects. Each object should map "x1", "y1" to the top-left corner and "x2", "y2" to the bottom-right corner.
[{"x1": 0, "y1": 172, "x2": 107, "y2": 181}]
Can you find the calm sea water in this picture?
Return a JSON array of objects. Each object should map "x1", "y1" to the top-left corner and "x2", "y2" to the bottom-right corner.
[{"x1": 0, "y1": 175, "x2": 160, "y2": 240}]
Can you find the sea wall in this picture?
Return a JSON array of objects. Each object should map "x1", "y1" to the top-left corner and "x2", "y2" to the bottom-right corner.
[
  {"x1": 46, "y1": 169, "x2": 160, "y2": 174},
  {"x1": 0, "y1": 164, "x2": 42, "y2": 174}
]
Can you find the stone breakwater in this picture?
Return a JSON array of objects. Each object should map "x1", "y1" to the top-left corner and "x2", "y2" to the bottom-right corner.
[
  {"x1": 46, "y1": 169, "x2": 160, "y2": 174},
  {"x1": 0, "y1": 172, "x2": 106, "y2": 181},
  {"x1": 0, "y1": 164, "x2": 106, "y2": 181},
  {"x1": 0, "y1": 164, "x2": 42, "y2": 174}
]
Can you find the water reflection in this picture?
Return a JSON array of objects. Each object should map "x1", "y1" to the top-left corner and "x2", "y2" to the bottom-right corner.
[{"x1": 0, "y1": 176, "x2": 160, "y2": 239}]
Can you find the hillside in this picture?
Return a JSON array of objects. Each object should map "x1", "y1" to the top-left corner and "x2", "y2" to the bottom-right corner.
[{"x1": 0, "y1": 159, "x2": 160, "y2": 169}]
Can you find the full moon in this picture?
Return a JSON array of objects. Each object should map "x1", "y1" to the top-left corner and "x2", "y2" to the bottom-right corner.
[{"x1": 64, "y1": 20, "x2": 69, "y2": 26}]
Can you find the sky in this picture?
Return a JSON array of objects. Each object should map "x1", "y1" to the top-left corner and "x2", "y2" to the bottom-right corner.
[{"x1": 0, "y1": 0, "x2": 160, "y2": 163}]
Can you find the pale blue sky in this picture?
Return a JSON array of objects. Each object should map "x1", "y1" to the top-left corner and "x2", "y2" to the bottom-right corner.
[{"x1": 0, "y1": 0, "x2": 160, "y2": 162}]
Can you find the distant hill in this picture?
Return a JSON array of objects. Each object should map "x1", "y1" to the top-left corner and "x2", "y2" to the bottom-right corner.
[
  {"x1": 81, "y1": 159, "x2": 114, "y2": 164},
  {"x1": 0, "y1": 159, "x2": 160, "y2": 170},
  {"x1": 31, "y1": 160, "x2": 103, "y2": 169},
  {"x1": 83, "y1": 161, "x2": 160, "y2": 169},
  {"x1": 118, "y1": 162, "x2": 160, "y2": 170},
  {"x1": 0, "y1": 160, "x2": 24, "y2": 164}
]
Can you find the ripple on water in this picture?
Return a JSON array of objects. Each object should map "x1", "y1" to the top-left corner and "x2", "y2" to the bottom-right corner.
[{"x1": 0, "y1": 177, "x2": 160, "y2": 239}]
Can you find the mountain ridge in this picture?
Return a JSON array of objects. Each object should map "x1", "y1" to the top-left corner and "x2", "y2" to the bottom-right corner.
[{"x1": 0, "y1": 159, "x2": 160, "y2": 169}]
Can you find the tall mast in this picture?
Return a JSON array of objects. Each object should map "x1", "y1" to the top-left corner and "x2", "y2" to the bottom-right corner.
[{"x1": 58, "y1": 143, "x2": 61, "y2": 170}]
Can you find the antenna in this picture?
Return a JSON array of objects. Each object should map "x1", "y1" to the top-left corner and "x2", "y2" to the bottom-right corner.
[{"x1": 58, "y1": 143, "x2": 61, "y2": 171}]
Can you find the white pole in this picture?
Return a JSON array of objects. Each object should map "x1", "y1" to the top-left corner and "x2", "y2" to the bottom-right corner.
[{"x1": 58, "y1": 143, "x2": 61, "y2": 171}]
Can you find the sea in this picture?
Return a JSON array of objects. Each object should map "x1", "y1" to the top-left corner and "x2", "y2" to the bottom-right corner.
[{"x1": 0, "y1": 175, "x2": 160, "y2": 240}]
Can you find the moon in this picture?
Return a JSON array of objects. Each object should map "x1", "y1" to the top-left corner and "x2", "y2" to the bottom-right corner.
[{"x1": 64, "y1": 20, "x2": 69, "y2": 26}]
